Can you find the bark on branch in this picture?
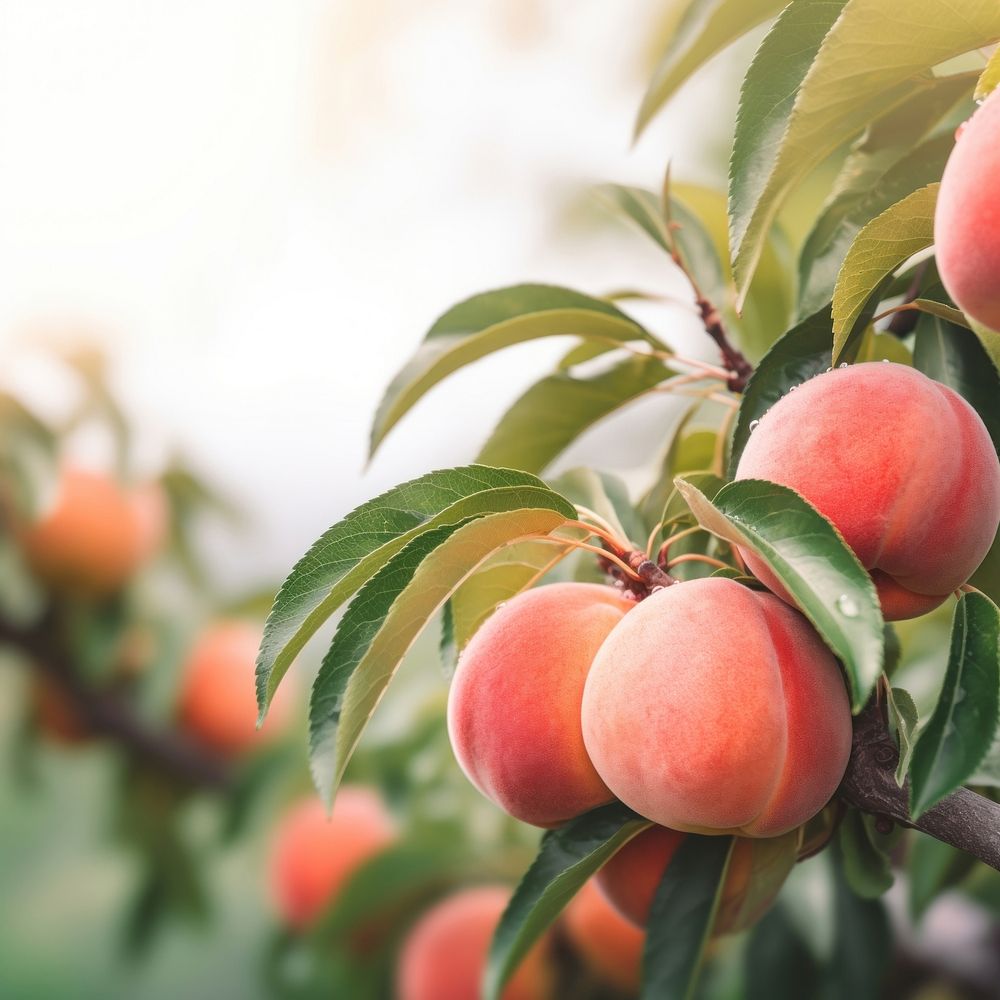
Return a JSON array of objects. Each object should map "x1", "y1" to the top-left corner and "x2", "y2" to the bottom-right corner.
[
  {"x1": 838, "y1": 700, "x2": 1000, "y2": 872},
  {"x1": 0, "y1": 609, "x2": 231, "y2": 791}
]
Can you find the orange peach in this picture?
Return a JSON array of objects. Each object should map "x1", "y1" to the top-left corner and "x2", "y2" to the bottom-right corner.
[
  {"x1": 734, "y1": 362, "x2": 1000, "y2": 620},
  {"x1": 19, "y1": 466, "x2": 159, "y2": 598},
  {"x1": 397, "y1": 885, "x2": 552, "y2": 1000},
  {"x1": 447, "y1": 583, "x2": 632, "y2": 827},
  {"x1": 582, "y1": 578, "x2": 851, "y2": 837},
  {"x1": 596, "y1": 826, "x2": 796, "y2": 934},
  {"x1": 563, "y1": 879, "x2": 644, "y2": 994},
  {"x1": 269, "y1": 789, "x2": 396, "y2": 929},
  {"x1": 177, "y1": 620, "x2": 293, "y2": 756},
  {"x1": 935, "y1": 88, "x2": 1000, "y2": 331}
]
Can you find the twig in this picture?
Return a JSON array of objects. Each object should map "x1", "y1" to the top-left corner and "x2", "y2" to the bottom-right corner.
[{"x1": 0, "y1": 610, "x2": 231, "y2": 791}]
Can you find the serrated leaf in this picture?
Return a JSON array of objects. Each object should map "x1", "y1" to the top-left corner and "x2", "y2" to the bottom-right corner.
[
  {"x1": 886, "y1": 686, "x2": 919, "y2": 785},
  {"x1": 485, "y1": 803, "x2": 649, "y2": 1000},
  {"x1": 831, "y1": 185, "x2": 939, "y2": 361},
  {"x1": 636, "y1": 0, "x2": 786, "y2": 137},
  {"x1": 449, "y1": 538, "x2": 572, "y2": 653},
  {"x1": 676, "y1": 477, "x2": 883, "y2": 709},
  {"x1": 729, "y1": 306, "x2": 834, "y2": 475},
  {"x1": 256, "y1": 466, "x2": 574, "y2": 715},
  {"x1": 641, "y1": 835, "x2": 735, "y2": 1000},
  {"x1": 370, "y1": 285, "x2": 656, "y2": 455},
  {"x1": 309, "y1": 507, "x2": 572, "y2": 801},
  {"x1": 477, "y1": 356, "x2": 672, "y2": 474},
  {"x1": 909, "y1": 592, "x2": 1000, "y2": 818},
  {"x1": 729, "y1": 0, "x2": 851, "y2": 306},
  {"x1": 976, "y1": 45, "x2": 1000, "y2": 102},
  {"x1": 799, "y1": 128, "x2": 959, "y2": 319},
  {"x1": 731, "y1": 0, "x2": 1000, "y2": 302}
]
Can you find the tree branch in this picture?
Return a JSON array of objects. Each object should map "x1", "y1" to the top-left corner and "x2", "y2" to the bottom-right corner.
[
  {"x1": 838, "y1": 700, "x2": 1000, "y2": 872},
  {"x1": 0, "y1": 610, "x2": 231, "y2": 792}
]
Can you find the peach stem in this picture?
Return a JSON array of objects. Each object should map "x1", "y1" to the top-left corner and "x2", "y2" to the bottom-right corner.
[{"x1": 665, "y1": 553, "x2": 731, "y2": 572}]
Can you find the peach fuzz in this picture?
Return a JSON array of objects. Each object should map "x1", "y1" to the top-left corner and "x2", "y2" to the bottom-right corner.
[
  {"x1": 18, "y1": 466, "x2": 160, "y2": 599},
  {"x1": 447, "y1": 582, "x2": 632, "y2": 827},
  {"x1": 563, "y1": 879, "x2": 644, "y2": 994},
  {"x1": 582, "y1": 577, "x2": 851, "y2": 837},
  {"x1": 177, "y1": 620, "x2": 294, "y2": 756},
  {"x1": 596, "y1": 826, "x2": 796, "y2": 934},
  {"x1": 734, "y1": 362, "x2": 1000, "y2": 620},
  {"x1": 269, "y1": 789, "x2": 396, "y2": 929},
  {"x1": 397, "y1": 885, "x2": 552, "y2": 1000},
  {"x1": 935, "y1": 88, "x2": 1000, "y2": 331}
]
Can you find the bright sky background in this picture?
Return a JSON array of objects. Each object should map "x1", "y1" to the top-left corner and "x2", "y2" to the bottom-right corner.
[{"x1": 0, "y1": 0, "x2": 746, "y2": 588}]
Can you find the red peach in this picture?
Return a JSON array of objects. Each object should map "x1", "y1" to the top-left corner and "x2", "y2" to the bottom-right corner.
[
  {"x1": 176, "y1": 620, "x2": 293, "y2": 756},
  {"x1": 734, "y1": 362, "x2": 1000, "y2": 620},
  {"x1": 447, "y1": 582, "x2": 632, "y2": 827},
  {"x1": 269, "y1": 789, "x2": 396, "y2": 929},
  {"x1": 397, "y1": 885, "x2": 552, "y2": 1000},
  {"x1": 935, "y1": 88, "x2": 1000, "y2": 331},
  {"x1": 582, "y1": 578, "x2": 852, "y2": 837}
]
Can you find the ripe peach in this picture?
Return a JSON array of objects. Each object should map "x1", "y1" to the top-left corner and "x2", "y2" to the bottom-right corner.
[
  {"x1": 269, "y1": 789, "x2": 396, "y2": 929},
  {"x1": 18, "y1": 466, "x2": 158, "y2": 598},
  {"x1": 563, "y1": 879, "x2": 644, "y2": 993},
  {"x1": 935, "y1": 88, "x2": 1000, "y2": 331},
  {"x1": 734, "y1": 363, "x2": 1000, "y2": 620},
  {"x1": 447, "y1": 582, "x2": 632, "y2": 827},
  {"x1": 596, "y1": 826, "x2": 796, "y2": 934},
  {"x1": 397, "y1": 885, "x2": 552, "y2": 1000},
  {"x1": 582, "y1": 577, "x2": 851, "y2": 837},
  {"x1": 176, "y1": 620, "x2": 293, "y2": 756}
]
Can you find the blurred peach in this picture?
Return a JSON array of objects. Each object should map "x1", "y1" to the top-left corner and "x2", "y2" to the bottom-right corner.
[
  {"x1": 176, "y1": 620, "x2": 293, "y2": 756},
  {"x1": 269, "y1": 789, "x2": 397, "y2": 929},
  {"x1": 563, "y1": 879, "x2": 643, "y2": 994}
]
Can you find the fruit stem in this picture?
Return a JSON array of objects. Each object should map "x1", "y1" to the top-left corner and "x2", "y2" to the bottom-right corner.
[
  {"x1": 656, "y1": 525, "x2": 702, "y2": 561},
  {"x1": 665, "y1": 553, "x2": 731, "y2": 572}
]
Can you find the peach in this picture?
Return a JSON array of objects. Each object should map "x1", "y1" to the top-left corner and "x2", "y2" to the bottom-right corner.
[
  {"x1": 581, "y1": 578, "x2": 851, "y2": 837},
  {"x1": 269, "y1": 789, "x2": 396, "y2": 929},
  {"x1": 447, "y1": 582, "x2": 632, "y2": 827},
  {"x1": 397, "y1": 885, "x2": 552, "y2": 1000},
  {"x1": 734, "y1": 363, "x2": 1000, "y2": 620},
  {"x1": 596, "y1": 826, "x2": 796, "y2": 934},
  {"x1": 563, "y1": 879, "x2": 644, "y2": 993},
  {"x1": 935, "y1": 88, "x2": 1000, "y2": 331},
  {"x1": 177, "y1": 620, "x2": 293, "y2": 756},
  {"x1": 18, "y1": 466, "x2": 159, "y2": 598}
]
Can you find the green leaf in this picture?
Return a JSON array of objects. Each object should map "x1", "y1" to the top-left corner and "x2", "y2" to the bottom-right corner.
[
  {"x1": 798, "y1": 129, "x2": 958, "y2": 319},
  {"x1": 886, "y1": 686, "x2": 919, "y2": 785},
  {"x1": 309, "y1": 506, "x2": 572, "y2": 801},
  {"x1": 909, "y1": 592, "x2": 1000, "y2": 817},
  {"x1": 439, "y1": 600, "x2": 457, "y2": 676},
  {"x1": 908, "y1": 833, "x2": 978, "y2": 922},
  {"x1": 913, "y1": 312, "x2": 1000, "y2": 451},
  {"x1": 256, "y1": 466, "x2": 575, "y2": 715},
  {"x1": 676, "y1": 477, "x2": 883, "y2": 709},
  {"x1": 837, "y1": 809, "x2": 898, "y2": 899},
  {"x1": 636, "y1": 0, "x2": 786, "y2": 137},
  {"x1": 595, "y1": 184, "x2": 669, "y2": 252},
  {"x1": 729, "y1": 0, "x2": 851, "y2": 306},
  {"x1": 731, "y1": 0, "x2": 1000, "y2": 302},
  {"x1": 831, "y1": 184, "x2": 939, "y2": 361},
  {"x1": 968, "y1": 316, "x2": 1000, "y2": 377},
  {"x1": 477, "y1": 356, "x2": 671, "y2": 474},
  {"x1": 370, "y1": 285, "x2": 657, "y2": 455},
  {"x1": 485, "y1": 803, "x2": 649, "y2": 1000},
  {"x1": 729, "y1": 306, "x2": 834, "y2": 475},
  {"x1": 745, "y1": 906, "x2": 821, "y2": 1000},
  {"x1": 641, "y1": 835, "x2": 735, "y2": 1000},
  {"x1": 976, "y1": 46, "x2": 1000, "y2": 102},
  {"x1": 854, "y1": 329, "x2": 912, "y2": 366}
]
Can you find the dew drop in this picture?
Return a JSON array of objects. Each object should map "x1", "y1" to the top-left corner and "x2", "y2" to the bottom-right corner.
[
  {"x1": 839, "y1": 362, "x2": 849, "y2": 369},
  {"x1": 650, "y1": 585, "x2": 665, "y2": 594},
  {"x1": 788, "y1": 385, "x2": 798, "y2": 392},
  {"x1": 496, "y1": 602, "x2": 507, "y2": 611},
  {"x1": 749, "y1": 419, "x2": 760, "y2": 432},
  {"x1": 825, "y1": 366, "x2": 833, "y2": 373},
  {"x1": 882, "y1": 358, "x2": 890, "y2": 363},
  {"x1": 836, "y1": 594, "x2": 860, "y2": 618}
]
